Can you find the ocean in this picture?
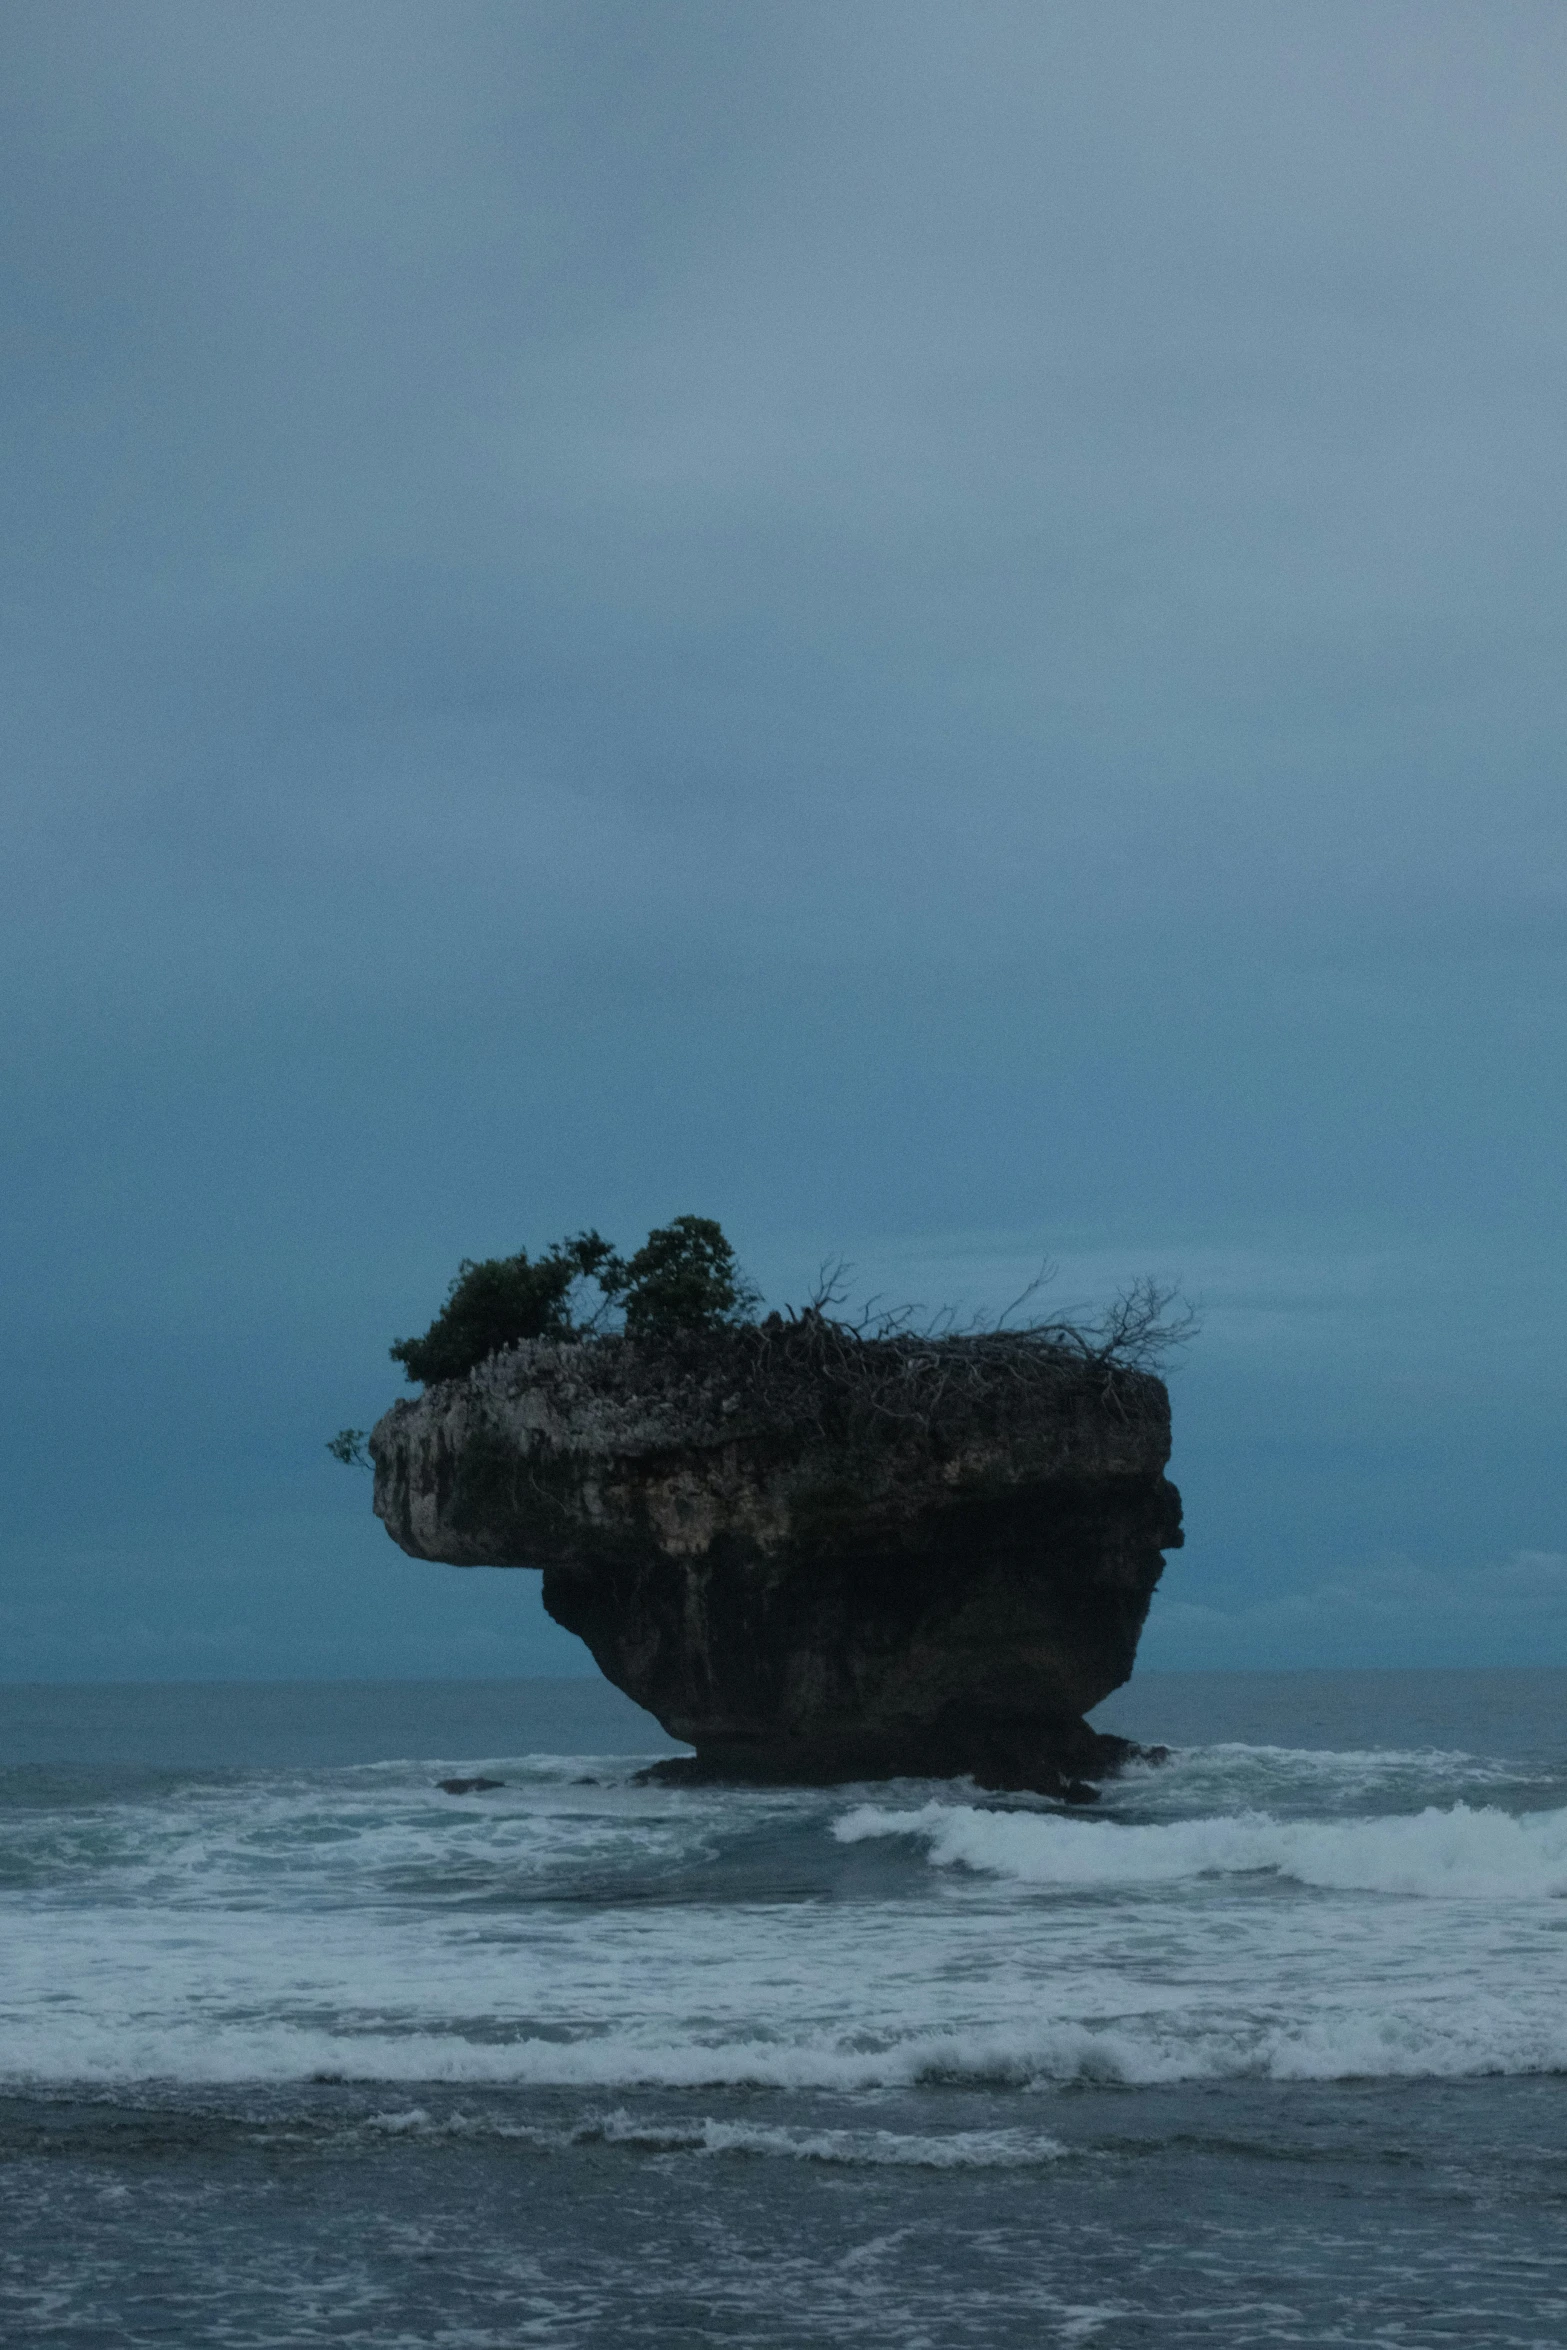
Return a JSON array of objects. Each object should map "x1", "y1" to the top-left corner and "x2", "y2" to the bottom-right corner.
[{"x1": 1, "y1": 1668, "x2": 1564, "y2": 2347}]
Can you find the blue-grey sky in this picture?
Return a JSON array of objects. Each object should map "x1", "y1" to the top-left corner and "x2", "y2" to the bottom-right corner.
[{"x1": 4, "y1": 1, "x2": 1565, "y2": 1681}]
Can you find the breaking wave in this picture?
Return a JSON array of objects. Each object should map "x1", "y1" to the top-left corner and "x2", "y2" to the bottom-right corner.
[
  {"x1": 7, "y1": 1735, "x2": 1567, "y2": 2100},
  {"x1": 6, "y1": 1992, "x2": 1567, "y2": 2092},
  {"x1": 833, "y1": 1798, "x2": 1567, "y2": 1899}
]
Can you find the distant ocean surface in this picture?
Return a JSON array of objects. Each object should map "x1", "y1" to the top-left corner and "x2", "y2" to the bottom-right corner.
[{"x1": 2, "y1": 1669, "x2": 1565, "y2": 2347}]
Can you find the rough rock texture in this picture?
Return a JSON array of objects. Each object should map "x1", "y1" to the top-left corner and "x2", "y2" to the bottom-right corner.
[{"x1": 371, "y1": 1328, "x2": 1182, "y2": 1798}]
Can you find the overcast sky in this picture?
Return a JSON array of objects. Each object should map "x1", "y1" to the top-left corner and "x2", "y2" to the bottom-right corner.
[{"x1": 4, "y1": 0, "x2": 1565, "y2": 1682}]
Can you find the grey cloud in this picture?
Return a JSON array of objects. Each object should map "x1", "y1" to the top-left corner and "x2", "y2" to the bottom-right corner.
[
  {"x1": 2, "y1": 2, "x2": 1565, "y2": 1675},
  {"x1": 1149, "y1": 1552, "x2": 1567, "y2": 1673}
]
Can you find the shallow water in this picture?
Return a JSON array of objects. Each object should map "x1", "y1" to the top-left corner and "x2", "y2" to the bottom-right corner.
[{"x1": 2, "y1": 1671, "x2": 1565, "y2": 2346}]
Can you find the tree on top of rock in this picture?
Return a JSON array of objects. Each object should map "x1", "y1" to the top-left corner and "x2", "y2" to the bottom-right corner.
[
  {"x1": 388, "y1": 1216, "x2": 758, "y2": 1384},
  {"x1": 389, "y1": 1230, "x2": 619, "y2": 1385},
  {"x1": 611, "y1": 1215, "x2": 760, "y2": 1340}
]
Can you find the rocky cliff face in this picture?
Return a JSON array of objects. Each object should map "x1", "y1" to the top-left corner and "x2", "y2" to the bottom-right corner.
[{"x1": 371, "y1": 1325, "x2": 1182, "y2": 1798}]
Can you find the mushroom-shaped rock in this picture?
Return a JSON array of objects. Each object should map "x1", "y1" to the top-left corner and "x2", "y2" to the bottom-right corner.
[{"x1": 371, "y1": 1325, "x2": 1182, "y2": 1798}]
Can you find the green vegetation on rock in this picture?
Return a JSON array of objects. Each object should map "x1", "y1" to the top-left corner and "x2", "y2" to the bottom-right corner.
[
  {"x1": 614, "y1": 1215, "x2": 760, "y2": 1339},
  {"x1": 388, "y1": 1215, "x2": 757, "y2": 1386}
]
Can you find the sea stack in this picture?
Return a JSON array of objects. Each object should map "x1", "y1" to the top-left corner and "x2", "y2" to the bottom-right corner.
[{"x1": 371, "y1": 1321, "x2": 1182, "y2": 1799}]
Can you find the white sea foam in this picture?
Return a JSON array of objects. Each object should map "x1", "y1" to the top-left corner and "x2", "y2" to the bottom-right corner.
[
  {"x1": 1114, "y1": 1740, "x2": 1554, "y2": 1818},
  {"x1": 596, "y1": 2113, "x2": 1070, "y2": 2164},
  {"x1": 0, "y1": 1767, "x2": 732, "y2": 1906},
  {"x1": 833, "y1": 1797, "x2": 1567, "y2": 1898},
  {"x1": 1169, "y1": 1740, "x2": 1540, "y2": 1783},
  {"x1": 6, "y1": 1998, "x2": 1566, "y2": 2092},
  {"x1": 7, "y1": 1749, "x2": 1567, "y2": 2098},
  {"x1": 362, "y1": 2107, "x2": 1068, "y2": 2165}
]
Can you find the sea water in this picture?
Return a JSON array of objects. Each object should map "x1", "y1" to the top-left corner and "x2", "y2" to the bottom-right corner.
[{"x1": 1, "y1": 1669, "x2": 1565, "y2": 2347}]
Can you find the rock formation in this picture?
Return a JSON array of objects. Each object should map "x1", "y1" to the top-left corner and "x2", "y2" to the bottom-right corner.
[{"x1": 371, "y1": 1322, "x2": 1182, "y2": 1799}]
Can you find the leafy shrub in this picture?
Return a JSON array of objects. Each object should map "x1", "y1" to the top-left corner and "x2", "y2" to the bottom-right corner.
[
  {"x1": 614, "y1": 1214, "x2": 759, "y2": 1339},
  {"x1": 388, "y1": 1218, "x2": 757, "y2": 1384},
  {"x1": 389, "y1": 1230, "x2": 618, "y2": 1385}
]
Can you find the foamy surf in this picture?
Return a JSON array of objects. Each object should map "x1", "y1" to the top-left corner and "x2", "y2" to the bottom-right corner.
[
  {"x1": 363, "y1": 2107, "x2": 1070, "y2": 2165},
  {"x1": 7, "y1": 1677, "x2": 1567, "y2": 2348},
  {"x1": 1111, "y1": 1738, "x2": 1555, "y2": 1819},
  {"x1": 6, "y1": 1725, "x2": 1567, "y2": 2106},
  {"x1": 7, "y1": 1999, "x2": 1566, "y2": 2090},
  {"x1": 834, "y1": 1796, "x2": 1567, "y2": 1898}
]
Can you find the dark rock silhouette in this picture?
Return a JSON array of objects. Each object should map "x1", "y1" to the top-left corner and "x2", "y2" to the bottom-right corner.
[
  {"x1": 436, "y1": 1777, "x2": 505, "y2": 1794},
  {"x1": 372, "y1": 1325, "x2": 1182, "y2": 1800}
]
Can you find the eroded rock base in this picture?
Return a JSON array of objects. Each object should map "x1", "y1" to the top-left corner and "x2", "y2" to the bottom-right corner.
[{"x1": 637, "y1": 1723, "x2": 1155, "y2": 1803}]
